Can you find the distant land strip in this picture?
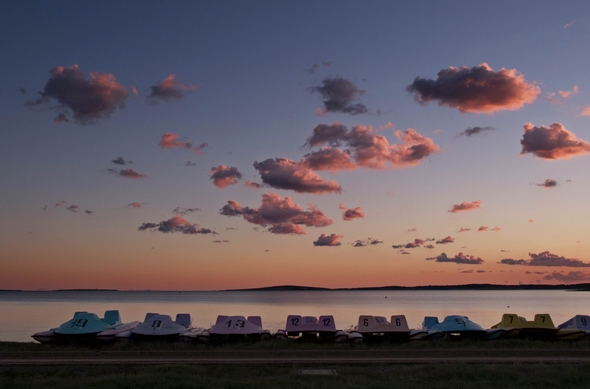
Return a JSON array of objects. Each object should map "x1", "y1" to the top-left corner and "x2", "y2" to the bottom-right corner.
[{"x1": 1, "y1": 283, "x2": 590, "y2": 292}]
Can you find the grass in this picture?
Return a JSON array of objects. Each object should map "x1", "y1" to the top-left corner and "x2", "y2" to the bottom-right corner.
[{"x1": 2, "y1": 339, "x2": 590, "y2": 388}]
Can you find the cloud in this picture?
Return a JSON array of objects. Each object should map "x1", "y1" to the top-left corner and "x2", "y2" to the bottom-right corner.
[
  {"x1": 213, "y1": 239, "x2": 230, "y2": 243},
  {"x1": 158, "y1": 133, "x2": 207, "y2": 154},
  {"x1": 253, "y1": 158, "x2": 342, "y2": 194},
  {"x1": 339, "y1": 203, "x2": 365, "y2": 221},
  {"x1": 85, "y1": 210, "x2": 93, "y2": 215},
  {"x1": 456, "y1": 126, "x2": 495, "y2": 137},
  {"x1": 25, "y1": 64, "x2": 128, "y2": 124},
  {"x1": 436, "y1": 236, "x2": 455, "y2": 244},
  {"x1": 19, "y1": 87, "x2": 26, "y2": 95},
  {"x1": 54, "y1": 113, "x2": 69, "y2": 124},
  {"x1": 426, "y1": 252, "x2": 484, "y2": 265},
  {"x1": 309, "y1": 77, "x2": 368, "y2": 115},
  {"x1": 304, "y1": 61, "x2": 333, "y2": 75},
  {"x1": 448, "y1": 200, "x2": 482, "y2": 213},
  {"x1": 313, "y1": 233, "x2": 343, "y2": 246},
  {"x1": 520, "y1": 122, "x2": 590, "y2": 160},
  {"x1": 404, "y1": 238, "x2": 425, "y2": 249},
  {"x1": 147, "y1": 74, "x2": 200, "y2": 104},
  {"x1": 185, "y1": 161, "x2": 197, "y2": 167},
  {"x1": 112, "y1": 157, "x2": 132, "y2": 165},
  {"x1": 543, "y1": 271, "x2": 590, "y2": 282},
  {"x1": 536, "y1": 179, "x2": 557, "y2": 188},
  {"x1": 477, "y1": 226, "x2": 500, "y2": 232},
  {"x1": 564, "y1": 20, "x2": 576, "y2": 28},
  {"x1": 458, "y1": 227, "x2": 471, "y2": 232},
  {"x1": 302, "y1": 123, "x2": 439, "y2": 170},
  {"x1": 108, "y1": 168, "x2": 146, "y2": 179},
  {"x1": 580, "y1": 106, "x2": 590, "y2": 116},
  {"x1": 66, "y1": 205, "x2": 79, "y2": 212},
  {"x1": 406, "y1": 63, "x2": 539, "y2": 113},
  {"x1": 424, "y1": 244, "x2": 435, "y2": 249},
  {"x1": 408, "y1": 227, "x2": 418, "y2": 232},
  {"x1": 127, "y1": 202, "x2": 143, "y2": 208},
  {"x1": 172, "y1": 207, "x2": 200, "y2": 215},
  {"x1": 353, "y1": 238, "x2": 383, "y2": 247},
  {"x1": 500, "y1": 251, "x2": 590, "y2": 267},
  {"x1": 138, "y1": 215, "x2": 215, "y2": 235},
  {"x1": 546, "y1": 86, "x2": 578, "y2": 104},
  {"x1": 209, "y1": 165, "x2": 242, "y2": 188},
  {"x1": 131, "y1": 85, "x2": 139, "y2": 96},
  {"x1": 245, "y1": 180, "x2": 263, "y2": 189},
  {"x1": 219, "y1": 192, "x2": 332, "y2": 235}
]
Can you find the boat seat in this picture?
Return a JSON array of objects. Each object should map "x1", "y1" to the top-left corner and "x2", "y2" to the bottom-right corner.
[
  {"x1": 103, "y1": 310, "x2": 121, "y2": 325},
  {"x1": 175, "y1": 313, "x2": 191, "y2": 328},
  {"x1": 144, "y1": 312, "x2": 159, "y2": 321},
  {"x1": 423, "y1": 316, "x2": 440, "y2": 330},
  {"x1": 247, "y1": 316, "x2": 262, "y2": 328},
  {"x1": 215, "y1": 315, "x2": 229, "y2": 325}
]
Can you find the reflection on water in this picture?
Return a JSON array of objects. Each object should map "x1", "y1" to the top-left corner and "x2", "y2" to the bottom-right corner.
[{"x1": 0, "y1": 290, "x2": 587, "y2": 342}]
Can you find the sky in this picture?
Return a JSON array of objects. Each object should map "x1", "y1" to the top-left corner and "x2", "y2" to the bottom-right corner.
[{"x1": 2, "y1": 1, "x2": 590, "y2": 290}]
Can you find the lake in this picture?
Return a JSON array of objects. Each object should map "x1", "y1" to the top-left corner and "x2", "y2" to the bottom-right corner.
[{"x1": 0, "y1": 289, "x2": 587, "y2": 342}]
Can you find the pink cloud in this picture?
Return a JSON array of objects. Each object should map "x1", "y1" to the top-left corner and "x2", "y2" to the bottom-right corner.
[
  {"x1": 147, "y1": 74, "x2": 200, "y2": 104},
  {"x1": 537, "y1": 179, "x2": 557, "y2": 188},
  {"x1": 547, "y1": 86, "x2": 578, "y2": 104},
  {"x1": 426, "y1": 252, "x2": 484, "y2": 264},
  {"x1": 436, "y1": 236, "x2": 455, "y2": 244},
  {"x1": 131, "y1": 85, "x2": 139, "y2": 96},
  {"x1": 448, "y1": 200, "x2": 482, "y2": 213},
  {"x1": 520, "y1": 122, "x2": 590, "y2": 160},
  {"x1": 564, "y1": 20, "x2": 576, "y2": 29},
  {"x1": 543, "y1": 271, "x2": 590, "y2": 282},
  {"x1": 302, "y1": 123, "x2": 439, "y2": 170},
  {"x1": 159, "y1": 132, "x2": 189, "y2": 149},
  {"x1": 209, "y1": 165, "x2": 242, "y2": 188},
  {"x1": 580, "y1": 106, "x2": 590, "y2": 116},
  {"x1": 339, "y1": 203, "x2": 365, "y2": 221},
  {"x1": 54, "y1": 113, "x2": 69, "y2": 124},
  {"x1": 26, "y1": 64, "x2": 128, "y2": 124},
  {"x1": 353, "y1": 238, "x2": 384, "y2": 247},
  {"x1": 245, "y1": 180, "x2": 263, "y2": 189},
  {"x1": 406, "y1": 63, "x2": 540, "y2": 113},
  {"x1": 313, "y1": 233, "x2": 343, "y2": 247},
  {"x1": 127, "y1": 202, "x2": 142, "y2": 208},
  {"x1": 500, "y1": 251, "x2": 590, "y2": 267},
  {"x1": 458, "y1": 227, "x2": 471, "y2": 232},
  {"x1": 108, "y1": 168, "x2": 146, "y2": 179},
  {"x1": 219, "y1": 192, "x2": 333, "y2": 235},
  {"x1": 408, "y1": 227, "x2": 418, "y2": 232},
  {"x1": 138, "y1": 215, "x2": 215, "y2": 235},
  {"x1": 253, "y1": 158, "x2": 342, "y2": 194},
  {"x1": 66, "y1": 204, "x2": 79, "y2": 212}
]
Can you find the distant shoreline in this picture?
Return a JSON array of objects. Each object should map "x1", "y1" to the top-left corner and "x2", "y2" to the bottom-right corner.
[{"x1": 1, "y1": 283, "x2": 590, "y2": 292}]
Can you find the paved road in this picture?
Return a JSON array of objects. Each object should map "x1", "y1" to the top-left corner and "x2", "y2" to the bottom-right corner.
[{"x1": 3, "y1": 355, "x2": 590, "y2": 366}]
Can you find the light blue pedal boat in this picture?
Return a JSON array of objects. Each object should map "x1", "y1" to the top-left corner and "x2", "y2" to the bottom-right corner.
[{"x1": 32, "y1": 310, "x2": 139, "y2": 343}]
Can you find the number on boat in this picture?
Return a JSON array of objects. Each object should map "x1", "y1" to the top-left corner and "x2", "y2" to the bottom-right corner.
[
  {"x1": 541, "y1": 316, "x2": 545, "y2": 323},
  {"x1": 509, "y1": 316, "x2": 514, "y2": 324},
  {"x1": 151, "y1": 320, "x2": 162, "y2": 328},
  {"x1": 363, "y1": 318, "x2": 369, "y2": 327},
  {"x1": 236, "y1": 320, "x2": 245, "y2": 328},
  {"x1": 291, "y1": 318, "x2": 299, "y2": 326},
  {"x1": 395, "y1": 318, "x2": 401, "y2": 326},
  {"x1": 582, "y1": 318, "x2": 588, "y2": 326},
  {"x1": 322, "y1": 318, "x2": 331, "y2": 326},
  {"x1": 71, "y1": 319, "x2": 88, "y2": 328}
]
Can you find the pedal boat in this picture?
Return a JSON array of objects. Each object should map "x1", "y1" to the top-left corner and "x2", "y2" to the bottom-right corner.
[
  {"x1": 353, "y1": 315, "x2": 416, "y2": 342},
  {"x1": 32, "y1": 310, "x2": 138, "y2": 343},
  {"x1": 421, "y1": 315, "x2": 489, "y2": 339},
  {"x1": 280, "y1": 315, "x2": 353, "y2": 342},
  {"x1": 492, "y1": 313, "x2": 585, "y2": 340},
  {"x1": 558, "y1": 315, "x2": 590, "y2": 338},
  {"x1": 116, "y1": 313, "x2": 195, "y2": 340},
  {"x1": 201, "y1": 315, "x2": 271, "y2": 342}
]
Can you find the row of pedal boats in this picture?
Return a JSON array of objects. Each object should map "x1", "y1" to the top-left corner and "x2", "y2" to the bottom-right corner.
[{"x1": 32, "y1": 311, "x2": 590, "y2": 343}]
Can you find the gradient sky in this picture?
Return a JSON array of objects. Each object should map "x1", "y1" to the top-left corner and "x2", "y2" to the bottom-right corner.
[{"x1": 2, "y1": 1, "x2": 590, "y2": 290}]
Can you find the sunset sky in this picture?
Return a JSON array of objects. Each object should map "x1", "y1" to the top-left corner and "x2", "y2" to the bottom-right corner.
[{"x1": 2, "y1": 1, "x2": 590, "y2": 290}]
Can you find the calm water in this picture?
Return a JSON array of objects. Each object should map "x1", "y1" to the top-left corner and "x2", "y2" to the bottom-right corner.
[{"x1": 0, "y1": 290, "x2": 588, "y2": 342}]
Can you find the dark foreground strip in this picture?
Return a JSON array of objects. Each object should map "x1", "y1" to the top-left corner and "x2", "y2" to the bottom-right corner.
[{"x1": 3, "y1": 356, "x2": 590, "y2": 366}]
